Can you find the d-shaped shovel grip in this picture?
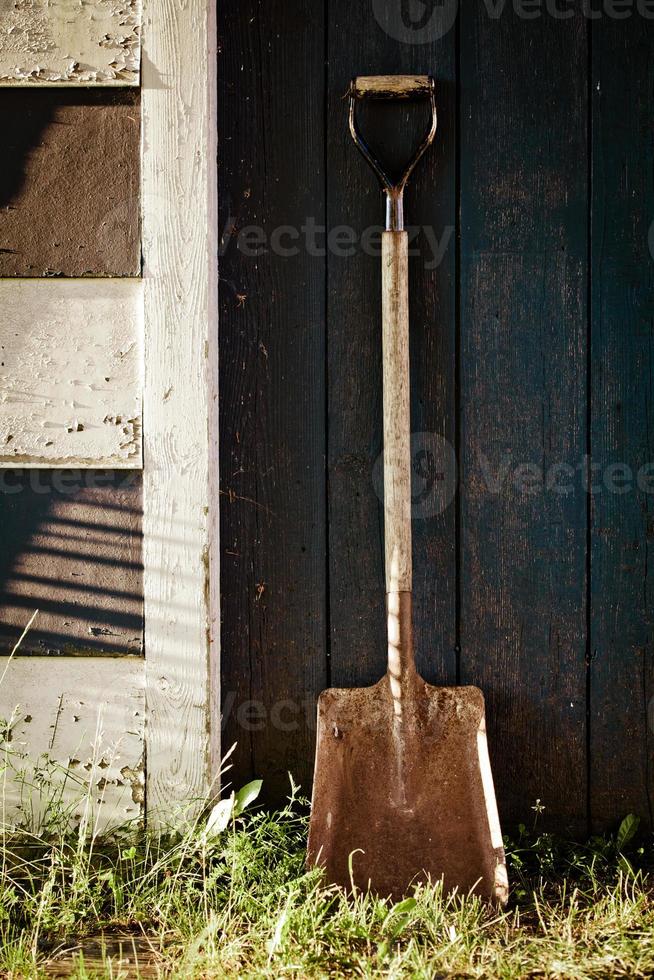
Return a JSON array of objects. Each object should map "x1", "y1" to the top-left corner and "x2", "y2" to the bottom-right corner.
[{"x1": 349, "y1": 74, "x2": 437, "y2": 230}]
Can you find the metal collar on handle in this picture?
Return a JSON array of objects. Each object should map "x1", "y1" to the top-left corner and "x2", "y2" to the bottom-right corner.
[{"x1": 348, "y1": 75, "x2": 437, "y2": 232}]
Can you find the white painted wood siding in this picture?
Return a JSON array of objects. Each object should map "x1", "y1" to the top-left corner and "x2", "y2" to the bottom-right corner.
[
  {"x1": 141, "y1": 0, "x2": 219, "y2": 825},
  {"x1": 0, "y1": 0, "x2": 141, "y2": 86},
  {"x1": 0, "y1": 279, "x2": 143, "y2": 468},
  {"x1": 0, "y1": 657, "x2": 145, "y2": 831}
]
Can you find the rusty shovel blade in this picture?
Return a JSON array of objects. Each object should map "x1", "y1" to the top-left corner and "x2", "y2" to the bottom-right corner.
[{"x1": 307, "y1": 676, "x2": 508, "y2": 903}]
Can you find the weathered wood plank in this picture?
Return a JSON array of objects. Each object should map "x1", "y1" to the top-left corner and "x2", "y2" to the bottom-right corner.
[
  {"x1": 353, "y1": 75, "x2": 432, "y2": 100},
  {"x1": 459, "y1": 8, "x2": 588, "y2": 832},
  {"x1": 44, "y1": 934, "x2": 160, "y2": 978},
  {"x1": 0, "y1": 89, "x2": 140, "y2": 277},
  {"x1": 141, "y1": 0, "x2": 218, "y2": 823},
  {"x1": 327, "y1": 3, "x2": 457, "y2": 691},
  {"x1": 0, "y1": 470, "x2": 143, "y2": 656},
  {"x1": 589, "y1": 16, "x2": 654, "y2": 830},
  {"x1": 218, "y1": 0, "x2": 327, "y2": 804},
  {"x1": 0, "y1": 657, "x2": 144, "y2": 831},
  {"x1": 0, "y1": 280, "x2": 143, "y2": 468},
  {"x1": 0, "y1": 0, "x2": 141, "y2": 86}
]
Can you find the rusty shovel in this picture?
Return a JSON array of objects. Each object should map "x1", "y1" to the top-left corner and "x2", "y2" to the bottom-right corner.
[{"x1": 307, "y1": 76, "x2": 508, "y2": 903}]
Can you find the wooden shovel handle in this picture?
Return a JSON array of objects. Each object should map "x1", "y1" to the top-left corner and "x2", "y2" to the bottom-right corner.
[
  {"x1": 382, "y1": 231, "x2": 412, "y2": 596},
  {"x1": 353, "y1": 75, "x2": 432, "y2": 100}
]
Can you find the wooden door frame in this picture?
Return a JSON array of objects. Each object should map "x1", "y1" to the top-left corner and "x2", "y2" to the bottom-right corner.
[
  {"x1": 141, "y1": 0, "x2": 220, "y2": 824},
  {"x1": 0, "y1": 0, "x2": 219, "y2": 829}
]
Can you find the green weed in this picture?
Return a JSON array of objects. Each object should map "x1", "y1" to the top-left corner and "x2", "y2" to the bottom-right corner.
[{"x1": 0, "y1": 765, "x2": 652, "y2": 979}]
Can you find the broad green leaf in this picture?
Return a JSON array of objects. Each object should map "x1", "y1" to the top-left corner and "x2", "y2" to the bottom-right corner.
[
  {"x1": 383, "y1": 896, "x2": 418, "y2": 942},
  {"x1": 205, "y1": 795, "x2": 234, "y2": 836},
  {"x1": 388, "y1": 897, "x2": 417, "y2": 918},
  {"x1": 233, "y1": 779, "x2": 263, "y2": 816},
  {"x1": 617, "y1": 813, "x2": 640, "y2": 850}
]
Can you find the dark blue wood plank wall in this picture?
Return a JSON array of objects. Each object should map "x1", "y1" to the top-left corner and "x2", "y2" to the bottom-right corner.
[
  {"x1": 591, "y1": 11, "x2": 654, "y2": 829},
  {"x1": 218, "y1": 0, "x2": 328, "y2": 802},
  {"x1": 459, "y1": 8, "x2": 589, "y2": 833},
  {"x1": 219, "y1": 1, "x2": 654, "y2": 832}
]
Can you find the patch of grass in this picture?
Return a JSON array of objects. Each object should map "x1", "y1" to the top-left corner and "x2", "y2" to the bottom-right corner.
[{"x1": 1, "y1": 772, "x2": 653, "y2": 979}]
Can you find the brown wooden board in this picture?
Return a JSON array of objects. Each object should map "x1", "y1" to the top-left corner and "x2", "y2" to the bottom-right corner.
[
  {"x1": 0, "y1": 90, "x2": 140, "y2": 277},
  {"x1": 44, "y1": 933, "x2": 159, "y2": 978},
  {"x1": 0, "y1": 471, "x2": 143, "y2": 656},
  {"x1": 326, "y1": 3, "x2": 457, "y2": 691},
  {"x1": 458, "y1": 9, "x2": 588, "y2": 833},
  {"x1": 218, "y1": 0, "x2": 327, "y2": 803},
  {"x1": 589, "y1": 16, "x2": 654, "y2": 830}
]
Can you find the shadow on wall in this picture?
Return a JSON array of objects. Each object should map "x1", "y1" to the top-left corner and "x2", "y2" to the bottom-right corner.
[
  {"x1": 0, "y1": 98, "x2": 54, "y2": 211},
  {"x1": 0, "y1": 471, "x2": 144, "y2": 656},
  {"x1": 0, "y1": 91, "x2": 144, "y2": 654},
  {"x1": 0, "y1": 88, "x2": 140, "y2": 276}
]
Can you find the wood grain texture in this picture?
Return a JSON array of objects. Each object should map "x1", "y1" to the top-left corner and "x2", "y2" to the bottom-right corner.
[
  {"x1": 141, "y1": 0, "x2": 218, "y2": 825},
  {"x1": 0, "y1": 0, "x2": 141, "y2": 86},
  {"x1": 0, "y1": 657, "x2": 144, "y2": 831},
  {"x1": 327, "y1": 1, "x2": 457, "y2": 691},
  {"x1": 459, "y1": 9, "x2": 588, "y2": 833},
  {"x1": 0, "y1": 470, "x2": 143, "y2": 656},
  {"x1": 218, "y1": 0, "x2": 327, "y2": 804},
  {"x1": 354, "y1": 75, "x2": 431, "y2": 99},
  {"x1": 44, "y1": 934, "x2": 159, "y2": 978},
  {"x1": 589, "y1": 16, "x2": 654, "y2": 829},
  {"x1": 382, "y1": 231, "x2": 412, "y2": 594},
  {"x1": 0, "y1": 89, "x2": 140, "y2": 277},
  {"x1": 0, "y1": 280, "x2": 143, "y2": 468},
  {"x1": 217, "y1": 4, "x2": 654, "y2": 830}
]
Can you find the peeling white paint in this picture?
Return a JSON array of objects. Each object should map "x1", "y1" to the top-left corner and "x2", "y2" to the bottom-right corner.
[
  {"x1": 0, "y1": 0, "x2": 141, "y2": 86},
  {"x1": 0, "y1": 657, "x2": 145, "y2": 831},
  {"x1": 142, "y1": 0, "x2": 220, "y2": 823},
  {"x1": 0, "y1": 279, "x2": 143, "y2": 468}
]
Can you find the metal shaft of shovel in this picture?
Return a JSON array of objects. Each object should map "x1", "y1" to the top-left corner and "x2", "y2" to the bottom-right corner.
[{"x1": 307, "y1": 75, "x2": 508, "y2": 904}]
